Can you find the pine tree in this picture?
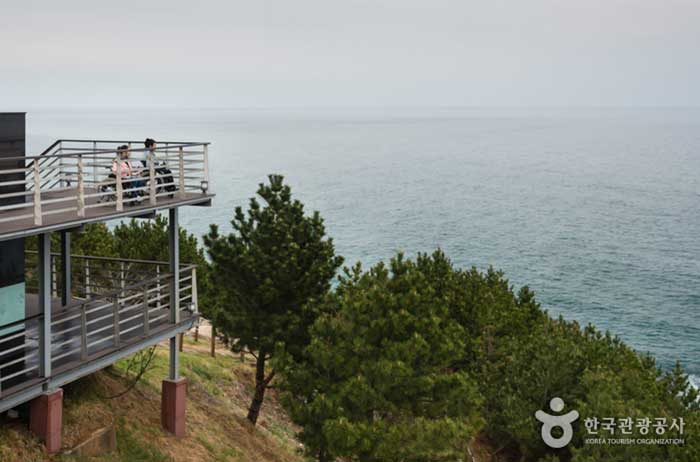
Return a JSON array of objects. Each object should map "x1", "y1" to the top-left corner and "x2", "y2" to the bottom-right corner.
[
  {"x1": 277, "y1": 251, "x2": 483, "y2": 461},
  {"x1": 204, "y1": 175, "x2": 342, "y2": 425}
]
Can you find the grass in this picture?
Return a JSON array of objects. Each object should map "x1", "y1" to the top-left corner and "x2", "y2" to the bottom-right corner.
[{"x1": 0, "y1": 335, "x2": 304, "y2": 462}]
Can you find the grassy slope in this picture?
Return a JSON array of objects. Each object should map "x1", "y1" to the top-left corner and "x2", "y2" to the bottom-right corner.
[{"x1": 0, "y1": 337, "x2": 304, "y2": 462}]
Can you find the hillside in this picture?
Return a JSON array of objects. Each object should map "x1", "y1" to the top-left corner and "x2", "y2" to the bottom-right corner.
[{"x1": 0, "y1": 335, "x2": 304, "y2": 462}]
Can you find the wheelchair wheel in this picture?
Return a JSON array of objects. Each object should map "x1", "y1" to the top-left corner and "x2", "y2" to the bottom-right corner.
[{"x1": 97, "y1": 182, "x2": 116, "y2": 204}]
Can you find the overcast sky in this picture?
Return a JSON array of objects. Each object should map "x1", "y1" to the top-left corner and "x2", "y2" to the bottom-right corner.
[{"x1": 2, "y1": 0, "x2": 699, "y2": 108}]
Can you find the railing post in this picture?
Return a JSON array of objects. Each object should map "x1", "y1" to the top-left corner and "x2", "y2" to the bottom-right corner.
[
  {"x1": 77, "y1": 155, "x2": 85, "y2": 217},
  {"x1": 202, "y1": 144, "x2": 210, "y2": 193},
  {"x1": 58, "y1": 154, "x2": 63, "y2": 188},
  {"x1": 120, "y1": 261, "x2": 126, "y2": 297},
  {"x1": 115, "y1": 160, "x2": 123, "y2": 212},
  {"x1": 143, "y1": 285, "x2": 150, "y2": 336},
  {"x1": 149, "y1": 151, "x2": 156, "y2": 205},
  {"x1": 51, "y1": 256, "x2": 58, "y2": 298},
  {"x1": 191, "y1": 267, "x2": 198, "y2": 314},
  {"x1": 84, "y1": 259, "x2": 91, "y2": 299},
  {"x1": 113, "y1": 297, "x2": 120, "y2": 348},
  {"x1": 156, "y1": 265, "x2": 162, "y2": 309},
  {"x1": 33, "y1": 159, "x2": 43, "y2": 226},
  {"x1": 61, "y1": 232, "x2": 71, "y2": 306},
  {"x1": 92, "y1": 141, "x2": 97, "y2": 184},
  {"x1": 80, "y1": 304, "x2": 88, "y2": 360},
  {"x1": 178, "y1": 146, "x2": 185, "y2": 199}
]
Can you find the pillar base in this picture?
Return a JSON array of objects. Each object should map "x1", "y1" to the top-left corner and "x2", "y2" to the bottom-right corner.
[
  {"x1": 29, "y1": 388, "x2": 63, "y2": 454},
  {"x1": 161, "y1": 378, "x2": 187, "y2": 437}
]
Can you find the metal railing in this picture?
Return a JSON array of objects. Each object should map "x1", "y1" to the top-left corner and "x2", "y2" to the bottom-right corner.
[
  {"x1": 0, "y1": 254, "x2": 198, "y2": 397},
  {"x1": 0, "y1": 139, "x2": 211, "y2": 227}
]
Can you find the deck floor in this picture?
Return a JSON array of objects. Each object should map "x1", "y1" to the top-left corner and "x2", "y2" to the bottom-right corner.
[{"x1": 0, "y1": 187, "x2": 212, "y2": 239}]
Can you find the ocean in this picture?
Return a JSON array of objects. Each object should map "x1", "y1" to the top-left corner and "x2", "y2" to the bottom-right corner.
[{"x1": 25, "y1": 107, "x2": 700, "y2": 387}]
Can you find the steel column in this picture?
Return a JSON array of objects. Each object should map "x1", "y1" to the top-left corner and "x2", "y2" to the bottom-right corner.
[
  {"x1": 38, "y1": 233, "x2": 52, "y2": 381},
  {"x1": 168, "y1": 208, "x2": 180, "y2": 380}
]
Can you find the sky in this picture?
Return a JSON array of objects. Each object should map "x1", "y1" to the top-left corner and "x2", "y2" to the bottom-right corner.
[{"x1": 1, "y1": 0, "x2": 699, "y2": 109}]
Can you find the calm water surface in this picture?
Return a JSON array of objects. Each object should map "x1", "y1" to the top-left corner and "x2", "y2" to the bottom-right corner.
[{"x1": 26, "y1": 107, "x2": 700, "y2": 384}]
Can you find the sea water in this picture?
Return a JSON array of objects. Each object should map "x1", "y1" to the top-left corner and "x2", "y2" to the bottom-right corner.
[{"x1": 25, "y1": 107, "x2": 700, "y2": 386}]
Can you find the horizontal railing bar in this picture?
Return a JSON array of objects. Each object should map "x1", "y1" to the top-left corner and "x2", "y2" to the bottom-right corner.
[
  {"x1": 0, "y1": 213, "x2": 33, "y2": 223},
  {"x1": 1, "y1": 343, "x2": 29, "y2": 356},
  {"x1": 84, "y1": 313, "x2": 114, "y2": 330},
  {"x1": 148, "y1": 313, "x2": 168, "y2": 324},
  {"x1": 51, "y1": 322, "x2": 82, "y2": 338},
  {"x1": 0, "y1": 330, "x2": 29, "y2": 344},
  {"x1": 86, "y1": 335, "x2": 114, "y2": 349},
  {"x1": 52, "y1": 348, "x2": 81, "y2": 362},
  {"x1": 16, "y1": 143, "x2": 208, "y2": 160},
  {"x1": 0, "y1": 352, "x2": 38, "y2": 370},
  {"x1": 40, "y1": 196, "x2": 77, "y2": 205},
  {"x1": 51, "y1": 336, "x2": 79, "y2": 351},
  {"x1": 119, "y1": 312, "x2": 144, "y2": 325},
  {"x1": 0, "y1": 179, "x2": 29, "y2": 187},
  {"x1": 51, "y1": 311, "x2": 82, "y2": 326},
  {"x1": 27, "y1": 250, "x2": 190, "y2": 268},
  {"x1": 42, "y1": 207, "x2": 79, "y2": 216},
  {"x1": 0, "y1": 168, "x2": 28, "y2": 175},
  {"x1": 119, "y1": 302, "x2": 144, "y2": 316},
  {"x1": 119, "y1": 323, "x2": 145, "y2": 336},
  {"x1": 0, "y1": 365, "x2": 38, "y2": 383},
  {"x1": 86, "y1": 323, "x2": 114, "y2": 338},
  {"x1": 58, "y1": 139, "x2": 208, "y2": 146},
  {"x1": 0, "y1": 190, "x2": 33, "y2": 199},
  {"x1": 84, "y1": 302, "x2": 113, "y2": 316}
]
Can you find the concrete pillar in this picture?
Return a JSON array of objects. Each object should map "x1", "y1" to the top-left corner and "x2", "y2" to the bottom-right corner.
[
  {"x1": 161, "y1": 378, "x2": 187, "y2": 437},
  {"x1": 29, "y1": 388, "x2": 63, "y2": 454}
]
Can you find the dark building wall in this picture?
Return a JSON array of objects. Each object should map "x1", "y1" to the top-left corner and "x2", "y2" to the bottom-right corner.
[
  {"x1": 0, "y1": 113, "x2": 26, "y2": 332},
  {"x1": 0, "y1": 113, "x2": 26, "y2": 206}
]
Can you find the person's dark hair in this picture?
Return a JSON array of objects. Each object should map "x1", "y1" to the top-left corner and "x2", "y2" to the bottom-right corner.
[{"x1": 144, "y1": 138, "x2": 156, "y2": 148}]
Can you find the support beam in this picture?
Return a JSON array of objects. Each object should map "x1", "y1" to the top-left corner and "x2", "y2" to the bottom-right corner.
[
  {"x1": 60, "y1": 231, "x2": 71, "y2": 306},
  {"x1": 168, "y1": 208, "x2": 179, "y2": 381},
  {"x1": 38, "y1": 232, "x2": 52, "y2": 381}
]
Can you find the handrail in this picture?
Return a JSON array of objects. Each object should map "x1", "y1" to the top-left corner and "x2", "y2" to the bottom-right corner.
[
  {"x1": 25, "y1": 250, "x2": 195, "y2": 267},
  {"x1": 59, "y1": 139, "x2": 210, "y2": 145},
  {"x1": 56, "y1": 265, "x2": 195, "y2": 314},
  {"x1": 37, "y1": 140, "x2": 62, "y2": 157},
  {"x1": 7, "y1": 141, "x2": 210, "y2": 162},
  {"x1": 1, "y1": 138, "x2": 211, "y2": 227},
  {"x1": 0, "y1": 261, "x2": 198, "y2": 398}
]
